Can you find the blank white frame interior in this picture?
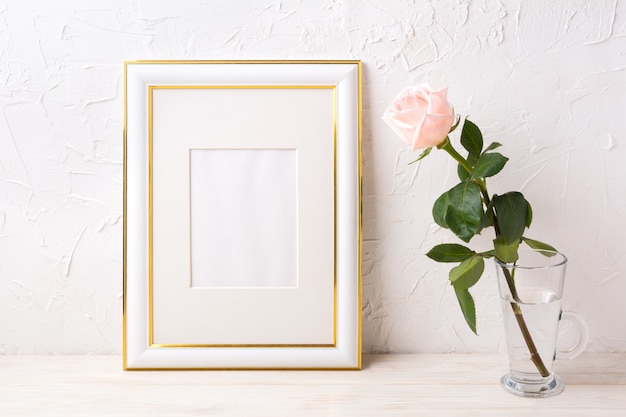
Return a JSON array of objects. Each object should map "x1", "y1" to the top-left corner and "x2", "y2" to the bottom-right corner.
[{"x1": 189, "y1": 149, "x2": 297, "y2": 289}]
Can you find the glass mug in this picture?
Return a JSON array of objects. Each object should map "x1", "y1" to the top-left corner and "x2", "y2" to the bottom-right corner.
[{"x1": 495, "y1": 249, "x2": 588, "y2": 398}]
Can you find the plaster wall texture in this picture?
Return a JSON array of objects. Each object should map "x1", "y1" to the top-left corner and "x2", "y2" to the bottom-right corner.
[{"x1": 0, "y1": 0, "x2": 624, "y2": 354}]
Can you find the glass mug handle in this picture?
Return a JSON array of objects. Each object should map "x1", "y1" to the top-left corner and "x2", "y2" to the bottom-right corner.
[{"x1": 556, "y1": 310, "x2": 589, "y2": 360}]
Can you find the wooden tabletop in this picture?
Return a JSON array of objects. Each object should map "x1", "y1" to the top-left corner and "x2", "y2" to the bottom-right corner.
[{"x1": 1, "y1": 354, "x2": 625, "y2": 416}]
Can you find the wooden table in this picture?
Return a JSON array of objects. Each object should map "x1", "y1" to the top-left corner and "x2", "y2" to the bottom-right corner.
[{"x1": 1, "y1": 354, "x2": 624, "y2": 416}]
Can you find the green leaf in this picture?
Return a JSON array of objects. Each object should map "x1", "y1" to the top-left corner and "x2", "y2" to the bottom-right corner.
[
  {"x1": 449, "y1": 256, "x2": 484, "y2": 290},
  {"x1": 444, "y1": 182, "x2": 483, "y2": 243},
  {"x1": 432, "y1": 190, "x2": 451, "y2": 229},
  {"x1": 484, "y1": 142, "x2": 503, "y2": 152},
  {"x1": 471, "y1": 152, "x2": 508, "y2": 179},
  {"x1": 526, "y1": 201, "x2": 533, "y2": 228},
  {"x1": 458, "y1": 120, "x2": 484, "y2": 181},
  {"x1": 492, "y1": 192, "x2": 530, "y2": 244},
  {"x1": 480, "y1": 197, "x2": 495, "y2": 230},
  {"x1": 479, "y1": 250, "x2": 496, "y2": 258},
  {"x1": 454, "y1": 287, "x2": 477, "y2": 334},
  {"x1": 449, "y1": 114, "x2": 461, "y2": 133},
  {"x1": 458, "y1": 163, "x2": 469, "y2": 181},
  {"x1": 409, "y1": 147, "x2": 432, "y2": 165},
  {"x1": 457, "y1": 152, "x2": 479, "y2": 181},
  {"x1": 427, "y1": 244, "x2": 476, "y2": 263},
  {"x1": 522, "y1": 237, "x2": 558, "y2": 256},
  {"x1": 460, "y1": 119, "x2": 483, "y2": 158},
  {"x1": 494, "y1": 236, "x2": 520, "y2": 263}
]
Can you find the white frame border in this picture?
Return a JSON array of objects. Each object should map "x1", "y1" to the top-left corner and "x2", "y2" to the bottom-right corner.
[{"x1": 123, "y1": 61, "x2": 362, "y2": 369}]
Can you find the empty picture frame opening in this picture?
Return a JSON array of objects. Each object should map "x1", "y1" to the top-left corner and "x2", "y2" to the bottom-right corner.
[{"x1": 190, "y1": 149, "x2": 298, "y2": 288}]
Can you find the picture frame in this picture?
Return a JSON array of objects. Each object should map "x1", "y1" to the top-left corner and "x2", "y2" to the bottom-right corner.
[{"x1": 123, "y1": 61, "x2": 362, "y2": 369}]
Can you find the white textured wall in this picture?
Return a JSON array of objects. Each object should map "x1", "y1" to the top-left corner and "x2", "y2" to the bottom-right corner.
[{"x1": 1, "y1": 0, "x2": 624, "y2": 355}]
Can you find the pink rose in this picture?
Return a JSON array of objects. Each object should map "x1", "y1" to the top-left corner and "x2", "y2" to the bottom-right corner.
[{"x1": 382, "y1": 83, "x2": 455, "y2": 150}]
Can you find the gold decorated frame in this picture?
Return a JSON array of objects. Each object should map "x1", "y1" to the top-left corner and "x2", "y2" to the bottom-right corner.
[{"x1": 123, "y1": 61, "x2": 362, "y2": 369}]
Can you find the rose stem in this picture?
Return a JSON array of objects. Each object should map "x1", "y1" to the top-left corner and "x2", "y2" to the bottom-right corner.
[
  {"x1": 483, "y1": 188, "x2": 550, "y2": 377},
  {"x1": 440, "y1": 140, "x2": 550, "y2": 378}
]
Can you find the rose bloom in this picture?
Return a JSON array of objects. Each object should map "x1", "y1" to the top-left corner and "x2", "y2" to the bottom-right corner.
[{"x1": 382, "y1": 83, "x2": 455, "y2": 150}]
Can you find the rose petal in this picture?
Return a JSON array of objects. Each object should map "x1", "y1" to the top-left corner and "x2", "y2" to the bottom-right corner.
[{"x1": 382, "y1": 83, "x2": 455, "y2": 150}]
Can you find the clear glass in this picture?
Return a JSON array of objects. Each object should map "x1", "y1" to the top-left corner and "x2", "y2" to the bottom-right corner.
[{"x1": 495, "y1": 249, "x2": 588, "y2": 398}]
